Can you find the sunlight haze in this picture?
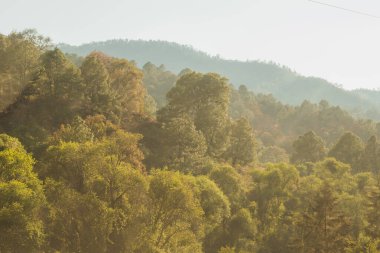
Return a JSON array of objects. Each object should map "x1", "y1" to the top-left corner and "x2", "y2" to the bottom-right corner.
[{"x1": 1, "y1": 0, "x2": 380, "y2": 90}]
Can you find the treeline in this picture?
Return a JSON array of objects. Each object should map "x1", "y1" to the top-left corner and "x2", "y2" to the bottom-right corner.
[
  {"x1": 59, "y1": 38, "x2": 380, "y2": 121},
  {"x1": 142, "y1": 62, "x2": 380, "y2": 159},
  {"x1": 1, "y1": 30, "x2": 380, "y2": 253}
]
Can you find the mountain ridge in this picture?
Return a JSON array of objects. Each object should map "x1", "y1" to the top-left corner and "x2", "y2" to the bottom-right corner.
[{"x1": 58, "y1": 39, "x2": 380, "y2": 120}]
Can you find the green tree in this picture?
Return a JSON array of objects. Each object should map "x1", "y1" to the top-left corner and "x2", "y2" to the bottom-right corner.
[
  {"x1": 366, "y1": 186, "x2": 380, "y2": 240},
  {"x1": 0, "y1": 134, "x2": 45, "y2": 252},
  {"x1": 193, "y1": 176, "x2": 231, "y2": 234},
  {"x1": 259, "y1": 146, "x2": 289, "y2": 163},
  {"x1": 99, "y1": 52, "x2": 146, "y2": 120},
  {"x1": 81, "y1": 52, "x2": 149, "y2": 121},
  {"x1": 228, "y1": 208, "x2": 257, "y2": 251},
  {"x1": 142, "y1": 62, "x2": 177, "y2": 108},
  {"x1": 105, "y1": 169, "x2": 149, "y2": 253},
  {"x1": 291, "y1": 131, "x2": 327, "y2": 163},
  {"x1": 158, "y1": 72, "x2": 231, "y2": 157},
  {"x1": 328, "y1": 132, "x2": 364, "y2": 172},
  {"x1": 50, "y1": 116, "x2": 94, "y2": 144},
  {"x1": 80, "y1": 52, "x2": 112, "y2": 115},
  {"x1": 250, "y1": 163, "x2": 299, "y2": 234},
  {"x1": 209, "y1": 165, "x2": 244, "y2": 212},
  {"x1": 0, "y1": 48, "x2": 83, "y2": 150},
  {"x1": 36, "y1": 48, "x2": 83, "y2": 101},
  {"x1": 224, "y1": 117, "x2": 256, "y2": 166},
  {"x1": 0, "y1": 30, "x2": 49, "y2": 111},
  {"x1": 44, "y1": 179, "x2": 114, "y2": 253},
  {"x1": 41, "y1": 126, "x2": 144, "y2": 192},
  {"x1": 160, "y1": 116, "x2": 208, "y2": 173},
  {"x1": 295, "y1": 182, "x2": 351, "y2": 253},
  {"x1": 361, "y1": 136, "x2": 380, "y2": 174},
  {"x1": 145, "y1": 170, "x2": 204, "y2": 252},
  {"x1": 42, "y1": 124, "x2": 147, "y2": 252}
]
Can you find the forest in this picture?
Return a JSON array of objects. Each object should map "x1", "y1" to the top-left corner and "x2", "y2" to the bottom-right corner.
[
  {"x1": 1, "y1": 30, "x2": 380, "y2": 253},
  {"x1": 59, "y1": 39, "x2": 380, "y2": 121}
]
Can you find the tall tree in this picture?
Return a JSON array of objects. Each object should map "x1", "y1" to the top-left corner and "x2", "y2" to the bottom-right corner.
[
  {"x1": 291, "y1": 131, "x2": 327, "y2": 164},
  {"x1": 158, "y1": 72, "x2": 231, "y2": 157},
  {"x1": 361, "y1": 136, "x2": 380, "y2": 174},
  {"x1": 81, "y1": 52, "x2": 148, "y2": 121},
  {"x1": 100, "y1": 53, "x2": 146, "y2": 120},
  {"x1": 366, "y1": 186, "x2": 380, "y2": 240},
  {"x1": 249, "y1": 163, "x2": 299, "y2": 234},
  {"x1": 142, "y1": 62, "x2": 177, "y2": 108},
  {"x1": 328, "y1": 132, "x2": 364, "y2": 172},
  {"x1": 145, "y1": 170, "x2": 204, "y2": 252},
  {"x1": 259, "y1": 146, "x2": 289, "y2": 163},
  {"x1": 44, "y1": 179, "x2": 114, "y2": 253},
  {"x1": 0, "y1": 134, "x2": 45, "y2": 252},
  {"x1": 294, "y1": 182, "x2": 351, "y2": 253},
  {"x1": 80, "y1": 52, "x2": 112, "y2": 115},
  {"x1": 210, "y1": 165, "x2": 244, "y2": 212},
  {"x1": 224, "y1": 117, "x2": 256, "y2": 166},
  {"x1": 160, "y1": 116, "x2": 208, "y2": 173},
  {"x1": 0, "y1": 30, "x2": 50, "y2": 111},
  {"x1": 0, "y1": 48, "x2": 83, "y2": 150}
]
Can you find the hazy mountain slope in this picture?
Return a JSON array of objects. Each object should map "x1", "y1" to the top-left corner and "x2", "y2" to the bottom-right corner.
[
  {"x1": 59, "y1": 40, "x2": 380, "y2": 120},
  {"x1": 352, "y1": 89, "x2": 380, "y2": 107}
]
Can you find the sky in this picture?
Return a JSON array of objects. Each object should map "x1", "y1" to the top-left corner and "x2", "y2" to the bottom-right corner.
[{"x1": 1, "y1": 0, "x2": 380, "y2": 90}]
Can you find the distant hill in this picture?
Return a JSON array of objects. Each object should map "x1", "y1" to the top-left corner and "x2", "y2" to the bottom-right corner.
[{"x1": 59, "y1": 40, "x2": 380, "y2": 120}]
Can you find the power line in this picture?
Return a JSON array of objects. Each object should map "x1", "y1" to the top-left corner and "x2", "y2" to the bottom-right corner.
[{"x1": 308, "y1": 0, "x2": 380, "y2": 19}]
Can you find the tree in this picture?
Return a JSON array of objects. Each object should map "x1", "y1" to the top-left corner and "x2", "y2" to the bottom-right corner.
[
  {"x1": 366, "y1": 186, "x2": 380, "y2": 240},
  {"x1": 294, "y1": 182, "x2": 351, "y2": 253},
  {"x1": 145, "y1": 170, "x2": 204, "y2": 252},
  {"x1": 361, "y1": 136, "x2": 380, "y2": 174},
  {"x1": 209, "y1": 165, "x2": 244, "y2": 212},
  {"x1": 249, "y1": 163, "x2": 299, "y2": 234},
  {"x1": 41, "y1": 125, "x2": 145, "y2": 192},
  {"x1": 104, "y1": 168, "x2": 149, "y2": 253},
  {"x1": 0, "y1": 30, "x2": 50, "y2": 111},
  {"x1": 328, "y1": 132, "x2": 364, "y2": 172},
  {"x1": 158, "y1": 72, "x2": 231, "y2": 157},
  {"x1": 193, "y1": 176, "x2": 231, "y2": 234},
  {"x1": 96, "y1": 52, "x2": 146, "y2": 120},
  {"x1": 42, "y1": 141, "x2": 94, "y2": 192},
  {"x1": 291, "y1": 131, "x2": 327, "y2": 163},
  {"x1": 142, "y1": 62, "x2": 177, "y2": 108},
  {"x1": 0, "y1": 48, "x2": 83, "y2": 151},
  {"x1": 80, "y1": 52, "x2": 112, "y2": 115},
  {"x1": 313, "y1": 158, "x2": 352, "y2": 183},
  {"x1": 50, "y1": 116, "x2": 94, "y2": 144},
  {"x1": 44, "y1": 179, "x2": 114, "y2": 253},
  {"x1": 228, "y1": 208, "x2": 257, "y2": 251},
  {"x1": 160, "y1": 116, "x2": 208, "y2": 173},
  {"x1": 81, "y1": 52, "x2": 148, "y2": 121},
  {"x1": 42, "y1": 124, "x2": 147, "y2": 252},
  {"x1": 0, "y1": 134, "x2": 45, "y2": 252},
  {"x1": 259, "y1": 146, "x2": 289, "y2": 164},
  {"x1": 224, "y1": 118, "x2": 256, "y2": 166},
  {"x1": 37, "y1": 48, "x2": 83, "y2": 101}
]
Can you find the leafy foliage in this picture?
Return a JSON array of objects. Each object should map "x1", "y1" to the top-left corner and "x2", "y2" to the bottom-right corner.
[{"x1": 1, "y1": 31, "x2": 380, "y2": 253}]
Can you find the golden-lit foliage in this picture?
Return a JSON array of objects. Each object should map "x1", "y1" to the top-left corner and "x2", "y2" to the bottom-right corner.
[{"x1": 2, "y1": 31, "x2": 380, "y2": 253}]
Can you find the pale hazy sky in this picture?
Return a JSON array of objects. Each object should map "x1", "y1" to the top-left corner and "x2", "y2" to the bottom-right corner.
[{"x1": 1, "y1": 0, "x2": 380, "y2": 90}]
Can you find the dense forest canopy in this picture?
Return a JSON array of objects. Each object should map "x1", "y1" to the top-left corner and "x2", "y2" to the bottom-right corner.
[
  {"x1": 59, "y1": 39, "x2": 380, "y2": 121},
  {"x1": 2, "y1": 30, "x2": 380, "y2": 253}
]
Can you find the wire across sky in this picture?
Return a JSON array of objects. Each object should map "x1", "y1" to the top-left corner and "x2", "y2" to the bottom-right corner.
[{"x1": 308, "y1": 0, "x2": 380, "y2": 19}]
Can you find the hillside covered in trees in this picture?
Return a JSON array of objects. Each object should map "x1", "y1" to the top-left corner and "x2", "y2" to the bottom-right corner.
[
  {"x1": 3, "y1": 30, "x2": 380, "y2": 253},
  {"x1": 59, "y1": 40, "x2": 380, "y2": 121}
]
